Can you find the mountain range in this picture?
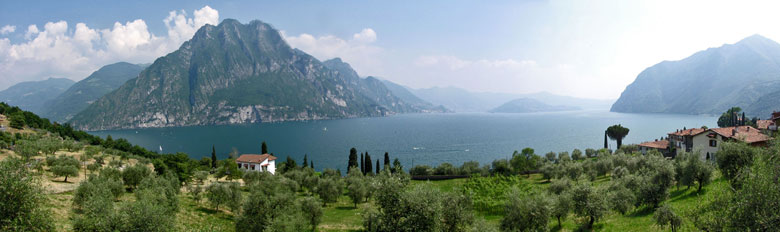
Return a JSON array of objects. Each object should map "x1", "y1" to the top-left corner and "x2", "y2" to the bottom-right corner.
[
  {"x1": 489, "y1": 98, "x2": 580, "y2": 113},
  {"x1": 611, "y1": 34, "x2": 780, "y2": 118},
  {"x1": 399, "y1": 86, "x2": 611, "y2": 113},
  {"x1": 42, "y1": 62, "x2": 145, "y2": 122},
  {"x1": 0, "y1": 77, "x2": 74, "y2": 115},
  {"x1": 69, "y1": 19, "x2": 443, "y2": 130}
]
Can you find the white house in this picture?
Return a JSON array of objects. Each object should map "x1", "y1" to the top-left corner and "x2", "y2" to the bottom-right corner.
[
  {"x1": 236, "y1": 154, "x2": 277, "y2": 174},
  {"x1": 690, "y1": 126, "x2": 770, "y2": 161}
]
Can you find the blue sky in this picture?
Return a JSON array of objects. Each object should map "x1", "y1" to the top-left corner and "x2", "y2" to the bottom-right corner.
[{"x1": 1, "y1": 0, "x2": 779, "y2": 99}]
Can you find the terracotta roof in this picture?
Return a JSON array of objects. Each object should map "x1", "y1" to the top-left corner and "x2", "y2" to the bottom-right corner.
[
  {"x1": 771, "y1": 112, "x2": 780, "y2": 121},
  {"x1": 757, "y1": 120, "x2": 774, "y2": 130},
  {"x1": 638, "y1": 140, "x2": 669, "y2": 149},
  {"x1": 236, "y1": 154, "x2": 277, "y2": 163},
  {"x1": 668, "y1": 128, "x2": 706, "y2": 136},
  {"x1": 706, "y1": 126, "x2": 771, "y2": 144}
]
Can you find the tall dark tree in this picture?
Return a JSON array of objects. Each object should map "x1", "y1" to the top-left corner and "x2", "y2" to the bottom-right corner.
[
  {"x1": 285, "y1": 156, "x2": 297, "y2": 172},
  {"x1": 303, "y1": 154, "x2": 308, "y2": 168},
  {"x1": 604, "y1": 131, "x2": 608, "y2": 149},
  {"x1": 310, "y1": 161, "x2": 314, "y2": 170},
  {"x1": 211, "y1": 145, "x2": 217, "y2": 169},
  {"x1": 360, "y1": 153, "x2": 365, "y2": 174},
  {"x1": 741, "y1": 112, "x2": 746, "y2": 126},
  {"x1": 717, "y1": 107, "x2": 742, "y2": 127},
  {"x1": 376, "y1": 160, "x2": 380, "y2": 174},
  {"x1": 261, "y1": 141, "x2": 268, "y2": 154},
  {"x1": 606, "y1": 124, "x2": 630, "y2": 149},
  {"x1": 348, "y1": 148, "x2": 358, "y2": 173},
  {"x1": 365, "y1": 153, "x2": 373, "y2": 174},
  {"x1": 384, "y1": 152, "x2": 390, "y2": 170}
]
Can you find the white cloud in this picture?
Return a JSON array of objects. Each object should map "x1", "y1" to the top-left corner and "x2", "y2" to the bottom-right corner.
[
  {"x1": 0, "y1": 25, "x2": 15, "y2": 35},
  {"x1": 0, "y1": 6, "x2": 219, "y2": 90},
  {"x1": 283, "y1": 28, "x2": 384, "y2": 77}
]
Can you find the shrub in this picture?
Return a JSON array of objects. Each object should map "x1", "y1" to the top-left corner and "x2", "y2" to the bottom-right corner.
[
  {"x1": 410, "y1": 165, "x2": 433, "y2": 176},
  {"x1": 434, "y1": 162, "x2": 457, "y2": 175},
  {"x1": 716, "y1": 142, "x2": 755, "y2": 187},
  {"x1": 122, "y1": 164, "x2": 151, "y2": 190},
  {"x1": 316, "y1": 177, "x2": 343, "y2": 206},
  {"x1": 299, "y1": 196, "x2": 323, "y2": 231},
  {"x1": 572, "y1": 149, "x2": 584, "y2": 160},
  {"x1": 206, "y1": 182, "x2": 241, "y2": 212},
  {"x1": 51, "y1": 164, "x2": 79, "y2": 182},
  {"x1": 441, "y1": 192, "x2": 474, "y2": 232},
  {"x1": 500, "y1": 190, "x2": 550, "y2": 232},
  {"x1": 0, "y1": 159, "x2": 54, "y2": 231},
  {"x1": 654, "y1": 204, "x2": 682, "y2": 232},
  {"x1": 571, "y1": 182, "x2": 608, "y2": 229}
]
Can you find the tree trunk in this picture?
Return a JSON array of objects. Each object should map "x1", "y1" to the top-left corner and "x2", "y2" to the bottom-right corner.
[
  {"x1": 557, "y1": 216, "x2": 561, "y2": 228},
  {"x1": 698, "y1": 181, "x2": 703, "y2": 192},
  {"x1": 64, "y1": 175, "x2": 68, "y2": 182},
  {"x1": 588, "y1": 216, "x2": 595, "y2": 228},
  {"x1": 617, "y1": 139, "x2": 623, "y2": 149}
]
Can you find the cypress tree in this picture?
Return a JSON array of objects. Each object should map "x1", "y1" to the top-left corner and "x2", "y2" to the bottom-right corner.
[
  {"x1": 742, "y1": 112, "x2": 746, "y2": 126},
  {"x1": 376, "y1": 160, "x2": 380, "y2": 174},
  {"x1": 365, "y1": 152, "x2": 372, "y2": 174},
  {"x1": 360, "y1": 153, "x2": 365, "y2": 174},
  {"x1": 303, "y1": 154, "x2": 309, "y2": 168},
  {"x1": 348, "y1": 148, "x2": 358, "y2": 173},
  {"x1": 211, "y1": 145, "x2": 217, "y2": 169},
  {"x1": 261, "y1": 141, "x2": 268, "y2": 154},
  {"x1": 384, "y1": 152, "x2": 390, "y2": 170},
  {"x1": 311, "y1": 161, "x2": 314, "y2": 170},
  {"x1": 604, "y1": 130, "x2": 608, "y2": 149}
]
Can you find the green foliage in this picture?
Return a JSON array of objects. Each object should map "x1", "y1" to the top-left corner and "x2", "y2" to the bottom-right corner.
[
  {"x1": 316, "y1": 177, "x2": 343, "y2": 205},
  {"x1": 606, "y1": 124, "x2": 630, "y2": 149},
  {"x1": 434, "y1": 162, "x2": 457, "y2": 175},
  {"x1": 215, "y1": 158, "x2": 242, "y2": 181},
  {"x1": 347, "y1": 167, "x2": 369, "y2": 207},
  {"x1": 51, "y1": 164, "x2": 79, "y2": 182},
  {"x1": 654, "y1": 204, "x2": 682, "y2": 232},
  {"x1": 410, "y1": 165, "x2": 434, "y2": 176},
  {"x1": 236, "y1": 174, "x2": 306, "y2": 232},
  {"x1": 122, "y1": 163, "x2": 151, "y2": 190},
  {"x1": 500, "y1": 189, "x2": 550, "y2": 232},
  {"x1": 682, "y1": 152, "x2": 714, "y2": 191},
  {"x1": 462, "y1": 175, "x2": 528, "y2": 214},
  {"x1": 9, "y1": 113, "x2": 25, "y2": 129},
  {"x1": 716, "y1": 142, "x2": 756, "y2": 186},
  {"x1": 206, "y1": 182, "x2": 242, "y2": 212},
  {"x1": 299, "y1": 196, "x2": 323, "y2": 231},
  {"x1": 548, "y1": 177, "x2": 572, "y2": 195},
  {"x1": 491, "y1": 159, "x2": 512, "y2": 176},
  {"x1": 510, "y1": 148, "x2": 540, "y2": 175},
  {"x1": 74, "y1": 175, "x2": 124, "y2": 208},
  {"x1": 551, "y1": 193, "x2": 572, "y2": 228},
  {"x1": 571, "y1": 182, "x2": 608, "y2": 229},
  {"x1": 572, "y1": 149, "x2": 584, "y2": 160},
  {"x1": 193, "y1": 170, "x2": 209, "y2": 184},
  {"x1": 545, "y1": 151, "x2": 557, "y2": 163},
  {"x1": 0, "y1": 159, "x2": 54, "y2": 231},
  {"x1": 717, "y1": 107, "x2": 743, "y2": 127},
  {"x1": 721, "y1": 152, "x2": 780, "y2": 230}
]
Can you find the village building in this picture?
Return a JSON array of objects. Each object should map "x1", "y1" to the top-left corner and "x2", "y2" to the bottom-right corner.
[
  {"x1": 689, "y1": 126, "x2": 771, "y2": 161},
  {"x1": 667, "y1": 127, "x2": 706, "y2": 156},
  {"x1": 236, "y1": 154, "x2": 277, "y2": 174},
  {"x1": 637, "y1": 139, "x2": 671, "y2": 157}
]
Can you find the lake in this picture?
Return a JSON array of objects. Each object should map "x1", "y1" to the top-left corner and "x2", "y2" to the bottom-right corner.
[{"x1": 89, "y1": 110, "x2": 717, "y2": 171}]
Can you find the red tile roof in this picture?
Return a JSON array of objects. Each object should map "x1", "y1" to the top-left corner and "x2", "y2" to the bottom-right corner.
[
  {"x1": 236, "y1": 154, "x2": 277, "y2": 164},
  {"x1": 638, "y1": 140, "x2": 669, "y2": 149},
  {"x1": 757, "y1": 120, "x2": 774, "y2": 130},
  {"x1": 668, "y1": 128, "x2": 706, "y2": 136},
  {"x1": 771, "y1": 112, "x2": 780, "y2": 121},
  {"x1": 707, "y1": 126, "x2": 771, "y2": 144}
]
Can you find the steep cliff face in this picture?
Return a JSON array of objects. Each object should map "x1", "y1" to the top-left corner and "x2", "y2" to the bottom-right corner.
[
  {"x1": 611, "y1": 34, "x2": 780, "y2": 115},
  {"x1": 70, "y1": 19, "x2": 429, "y2": 130}
]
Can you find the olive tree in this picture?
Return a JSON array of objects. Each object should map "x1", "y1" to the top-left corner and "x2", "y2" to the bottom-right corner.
[
  {"x1": 0, "y1": 159, "x2": 54, "y2": 231},
  {"x1": 571, "y1": 182, "x2": 608, "y2": 229},
  {"x1": 654, "y1": 204, "x2": 682, "y2": 232},
  {"x1": 299, "y1": 196, "x2": 323, "y2": 231},
  {"x1": 501, "y1": 190, "x2": 550, "y2": 232},
  {"x1": 52, "y1": 164, "x2": 79, "y2": 182},
  {"x1": 122, "y1": 164, "x2": 151, "y2": 191}
]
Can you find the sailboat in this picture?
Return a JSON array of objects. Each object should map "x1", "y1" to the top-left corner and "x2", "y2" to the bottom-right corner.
[{"x1": 159, "y1": 145, "x2": 163, "y2": 153}]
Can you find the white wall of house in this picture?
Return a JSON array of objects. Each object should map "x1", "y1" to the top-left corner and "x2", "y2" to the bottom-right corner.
[
  {"x1": 691, "y1": 133, "x2": 721, "y2": 161},
  {"x1": 237, "y1": 159, "x2": 276, "y2": 174}
]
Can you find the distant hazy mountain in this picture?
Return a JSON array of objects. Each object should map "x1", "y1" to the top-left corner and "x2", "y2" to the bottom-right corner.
[
  {"x1": 489, "y1": 98, "x2": 580, "y2": 113},
  {"x1": 70, "y1": 19, "x2": 436, "y2": 130},
  {"x1": 404, "y1": 86, "x2": 610, "y2": 112},
  {"x1": 42, "y1": 62, "x2": 144, "y2": 122},
  {"x1": 379, "y1": 79, "x2": 449, "y2": 112},
  {"x1": 612, "y1": 34, "x2": 780, "y2": 116},
  {"x1": 0, "y1": 78, "x2": 74, "y2": 115}
]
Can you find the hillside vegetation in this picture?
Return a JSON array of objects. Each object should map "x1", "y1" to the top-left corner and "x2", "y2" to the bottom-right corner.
[{"x1": 1, "y1": 103, "x2": 778, "y2": 231}]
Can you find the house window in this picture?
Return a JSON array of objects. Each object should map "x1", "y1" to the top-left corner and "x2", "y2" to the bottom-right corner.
[
  {"x1": 709, "y1": 140, "x2": 717, "y2": 147},
  {"x1": 251, "y1": 165, "x2": 255, "y2": 170},
  {"x1": 262, "y1": 166, "x2": 268, "y2": 172}
]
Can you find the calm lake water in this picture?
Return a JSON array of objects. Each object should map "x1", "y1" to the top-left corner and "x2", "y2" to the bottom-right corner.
[{"x1": 90, "y1": 111, "x2": 717, "y2": 171}]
